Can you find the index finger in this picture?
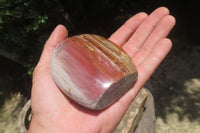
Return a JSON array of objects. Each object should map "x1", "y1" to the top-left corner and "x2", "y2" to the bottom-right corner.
[{"x1": 109, "y1": 12, "x2": 148, "y2": 47}]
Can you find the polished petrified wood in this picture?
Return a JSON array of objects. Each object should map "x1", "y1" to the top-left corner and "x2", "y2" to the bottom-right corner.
[{"x1": 50, "y1": 34, "x2": 138, "y2": 110}]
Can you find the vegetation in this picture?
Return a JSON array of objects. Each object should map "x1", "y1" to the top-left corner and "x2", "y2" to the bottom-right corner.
[
  {"x1": 0, "y1": 0, "x2": 66, "y2": 74},
  {"x1": 1, "y1": 0, "x2": 199, "y2": 74}
]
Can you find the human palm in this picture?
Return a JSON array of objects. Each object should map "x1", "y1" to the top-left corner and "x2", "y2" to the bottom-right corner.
[{"x1": 29, "y1": 7, "x2": 175, "y2": 133}]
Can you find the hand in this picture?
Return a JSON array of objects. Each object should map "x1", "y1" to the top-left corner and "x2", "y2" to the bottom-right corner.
[{"x1": 29, "y1": 7, "x2": 175, "y2": 133}]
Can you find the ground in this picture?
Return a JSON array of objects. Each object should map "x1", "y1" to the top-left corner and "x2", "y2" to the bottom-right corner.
[{"x1": 148, "y1": 46, "x2": 200, "y2": 133}]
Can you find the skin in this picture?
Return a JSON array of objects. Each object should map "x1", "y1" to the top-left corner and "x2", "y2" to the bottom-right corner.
[{"x1": 29, "y1": 7, "x2": 175, "y2": 133}]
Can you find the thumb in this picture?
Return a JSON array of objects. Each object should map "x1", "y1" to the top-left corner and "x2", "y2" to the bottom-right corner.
[{"x1": 38, "y1": 25, "x2": 68, "y2": 67}]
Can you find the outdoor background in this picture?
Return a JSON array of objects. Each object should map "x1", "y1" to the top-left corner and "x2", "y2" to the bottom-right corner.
[{"x1": 0, "y1": 0, "x2": 199, "y2": 133}]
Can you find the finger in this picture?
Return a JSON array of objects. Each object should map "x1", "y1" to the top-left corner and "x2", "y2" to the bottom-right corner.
[
  {"x1": 122, "y1": 38, "x2": 172, "y2": 105},
  {"x1": 32, "y1": 25, "x2": 69, "y2": 108},
  {"x1": 133, "y1": 15, "x2": 176, "y2": 66},
  {"x1": 38, "y1": 25, "x2": 68, "y2": 67},
  {"x1": 102, "y1": 38, "x2": 172, "y2": 128},
  {"x1": 33, "y1": 25, "x2": 68, "y2": 85},
  {"x1": 109, "y1": 12, "x2": 148, "y2": 46},
  {"x1": 122, "y1": 7, "x2": 169, "y2": 57},
  {"x1": 102, "y1": 37, "x2": 171, "y2": 128},
  {"x1": 136, "y1": 38, "x2": 172, "y2": 84}
]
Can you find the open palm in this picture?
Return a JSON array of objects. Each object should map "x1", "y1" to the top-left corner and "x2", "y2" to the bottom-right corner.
[{"x1": 29, "y1": 7, "x2": 175, "y2": 133}]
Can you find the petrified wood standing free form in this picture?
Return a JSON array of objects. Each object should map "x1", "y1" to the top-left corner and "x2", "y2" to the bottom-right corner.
[{"x1": 50, "y1": 34, "x2": 138, "y2": 110}]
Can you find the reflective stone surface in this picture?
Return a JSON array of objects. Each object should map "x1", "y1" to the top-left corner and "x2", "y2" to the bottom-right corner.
[{"x1": 50, "y1": 34, "x2": 137, "y2": 110}]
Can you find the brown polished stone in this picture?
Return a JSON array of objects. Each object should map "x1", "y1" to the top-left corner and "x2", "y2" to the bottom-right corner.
[{"x1": 50, "y1": 34, "x2": 137, "y2": 110}]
